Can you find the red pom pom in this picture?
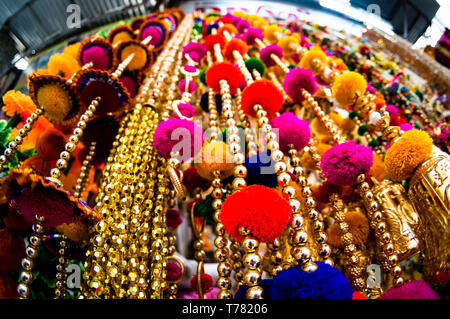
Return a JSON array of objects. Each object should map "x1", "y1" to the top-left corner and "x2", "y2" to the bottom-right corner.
[
  {"x1": 352, "y1": 291, "x2": 367, "y2": 299},
  {"x1": 182, "y1": 166, "x2": 211, "y2": 193},
  {"x1": 223, "y1": 38, "x2": 248, "y2": 61},
  {"x1": 0, "y1": 228, "x2": 25, "y2": 273},
  {"x1": 204, "y1": 34, "x2": 226, "y2": 52},
  {"x1": 241, "y1": 80, "x2": 283, "y2": 118},
  {"x1": 206, "y1": 62, "x2": 242, "y2": 94},
  {"x1": 216, "y1": 17, "x2": 232, "y2": 25},
  {"x1": 35, "y1": 129, "x2": 66, "y2": 160},
  {"x1": 219, "y1": 185, "x2": 291, "y2": 243},
  {"x1": 190, "y1": 273, "x2": 213, "y2": 293}
]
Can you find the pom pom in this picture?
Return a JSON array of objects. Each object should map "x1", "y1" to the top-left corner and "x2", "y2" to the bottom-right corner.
[
  {"x1": 219, "y1": 185, "x2": 291, "y2": 243},
  {"x1": 299, "y1": 47, "x2": 328, "y2": 74},
  {"x1": 321, "y1": 141, "x2": 373, "y2": 186},
  {"x1": 153, "y1": 119, "x2": 204, "y2": 162},
  {"x1": 270, "y1": 262, "x2": 354, "y2": 299},
  {"x1": 81, "y1": 45, "x2": 111, "y2": 71},
  {"x1": 270, "y1": 112, "x2": 311, "y2": 154},
  {"x1": 205, "y1": 23, "x2": 219, "y2": 36},
  {"x1": 259, "y1": 44, "x2": 283, "y2": 67},
  {"x1": 166, "y1": 209, "x2": 182, "y2": 231},
  {"x1": 241, "y1": 80, "x2": 283, "y2": 118},
  {"x1": 218, "y1": 24, "x2": 238, "y2": 37},
  {"x1": 400, "y1": 123, "x2": 415, "y2": 132},
  {"x1": 327, "y1": 210, "x2": 369, "y2": 248},
  {"x1": 194, "y1": 141, "x2": 235, "y2": 180},
  {"x1": 198, "y1": 194, "x2": 215, "y2": 223},
  {"x1": 332, "y1": 72, "x2": 367, "y2": 106},
  {"x1": 243, "y1": 28, "x2": 263, "y2": 45},
  {"x1": 0, "y1": 274, "x2": 18, "y2": 299},
  {"x1": 182, "y1": 42, "x2": 206, "y2": 63},
  {"x1": 353, "y1": 291, "x2": 367, "y2": 299},
  {"x1": 204, "y1": 34, "x2": 226, "y2": 52},
  {"x1": 235, "y1": 279, "x2": 273, "y2": 299},
  {"x1": 0, "y1": 228, "x2": 25, "y2": 273},
  {"x1": 378, "y1": 280, "x2": 439, "y2": 299},
  {"x1": 244, "y1": 57, "x2": 265, "y2": 76},
  {"x1": 369, "y1": 153, "x2": 386, "y2": 182},
  {"x1": 166, "y1": 261, "x2": 182, "y2": 282},
  {"x1": 386, "y1": 104, "x2": 399, "y2": 116},
  {"x1": 236, "y1": 19, "x2": 250, "y2": 33},
  {"x1": 182, "y1": 166, "x2": 211, "y2": 193},
  {"x1": 385, "y1": 130, "x2": 433, "y2": 181},
  {"x1": 283, "y1": 67, "x2": 317, "y2": 103},
  {"x1": 178, "y1": 79, "x2": 196, "y2": 94},
  {"x1": 244, "y1": 152, "x2": 277, "y2": 188},
  {"x1": 223, "y1": 38, "x2": 248, "y2": 61},
  {"x1": 278, "y1": 36, "x2": 300, "y2": 58},
  {"x1": 199, "y1": 67, "x2": 207, "y2": 85},
  {"x1": 190, "y1": 273, "x2": 213, "y2": 293},
  {"x1": 119, "y1": 73, "x2": 139, "y2": 98},
  {"x1": 35, "y1": 129, "x2": 66, "y2": 160},
  {"x1": 199, "y1": 92, "x2": 222, "y2": 114},
  {"x1": 206, "y1": 62, "x2": 242, "y2": 95},
  {"x1": 263, "y1": 25, "x2": 282, "y2": 44},
  {"x1": 173, "y1": 103, "x2": 195, "y2": 119},
  {"x1": 141, "y1": 27, "x2": 163, "y2": 46},
  {"x1": 300, "y1": 143, "x2": 331, "y2": 171}
]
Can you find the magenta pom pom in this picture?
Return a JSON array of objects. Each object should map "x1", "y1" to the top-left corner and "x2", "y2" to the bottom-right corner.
[
  {"x1": 260, "y1": 44, "x2": 283, "y2": 67},
  {"x1": 321, "y1": 141, "x2": 373, "y2": 186},
  {"x1": 173, "y1": 103, "x2": 195, "y2": 119},
  {"x1": 386, "y1": 104, "x2": 399, "y2": 116},
  {"x1": 378, "y1": 281, "x2": 439, "y2": 299},
  {"x1": 81, "y1": 46, "x2": 110, "y2": 70},
  {"x1": 366, "y1": 84, "x2": 377, "y2": 94},
  {"x1": 270, "y1": 112, "x2": 311, "y2": 154},
  {"x1": 244, "y1": 28, "x2": 263, "y2": 45},
  {"x1": 283, "y1": 67, "x2": 317, "y2": 103},
  {"x1": 291, "y1": 53, "x2": 300, "y2": 64},
  {"x1": 153, "y1": 119, "x2": 204, "y2": 161},
  {"x1": 142, "y1": 27, "x2": 163, "y2": 46},
  {"x1": 182, "y1": 42, "x2": 206, "y2": 63},
  {"x1": 119, "y1": 74, "x2": 139, "y2": 98},
  {"x1": 400, "y1": 123, "x2": 415, "y2": 131},
  {"x1": 166, "y1": 261, "x2": 182, "y2": 282},
  {"x1": 166, "y1": 209, "x2": 183, "y2": 230},
  {"x1": 179, "y1": 80, "x2": 196, "y2": 94},
  {"x1": 236, "y1": 19, "x2": 250, "y2": 33}
]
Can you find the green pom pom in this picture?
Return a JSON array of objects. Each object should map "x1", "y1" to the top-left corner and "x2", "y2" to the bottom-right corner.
[
  {"x1": 198, "y1": 194, "x2": 215, "y2": 224},
  {"x1": 193, "y1": 24, "x2": 203, "y2": 34},
  {"x1": 244, "y1": 57, "x2": 265, "y2": 77},
  {"x1": 414, "y1": 122, "x2": 422, "y2": 130},
  {"x1": 207, "y1": 12, "x2": 221, "y2": 18},
  {"x1": 348, "y1": 111, "x2": 358, "y2": 120},
  {"x1": 357, "y1": 124, "x2": 369, "y2": 136},
  {"x1": 288, "y1": 64, "x2": 296, "y2": 69},
  {"x1": 368, "y1": 139, "x2": 379, "y2": 148},
  {"x1": 200, "y1": 67, "x2": 208, "y2": 86}
]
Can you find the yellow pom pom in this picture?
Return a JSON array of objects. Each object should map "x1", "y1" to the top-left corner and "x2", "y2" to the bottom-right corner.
[
  {"x1": 299, "y1": 46, "x2": 327, "y2": 74},
  {"x1": 277, "y1": 35, "x2": 299, "y2": 57},
  {"x1": 369, "y1": 153, "x2": 386, "y2": 182},
  {"x1": 339, "y1": 117, "x2": 356, "y2": 133},
  {"x1": 234, "y1": 11, "x2": 249, "y2": 19},
  {"x1": 332, "y1": 72, "x2": 367, "y2": 106},
  {"x1": 311, "y1": 112, "x2": 341, "y2": 136},
  {"x1": 205, "y1": 16, "x2": 219, "y2": 25},
  {"x1": 264, "y1": 25, "x2": 283, "y2": 44},
  {"x1": 252, "y1": 17, "x2": 268, "y2": 31},
  {"x1": 120, "y1": 44, "x2": 148, "y2": 70},
  {"x1": 194, "y1": 141, "x2": 235, "y2": 180},
  {"x1": 300, "y1": 143, "x2": 331, "y2": 171},
  {"x1": 385, "y1": 130, "x2": 433, "y2": 181},
  {"x1": 36, "y1": 84, "x2": 71, "y2": 123}
]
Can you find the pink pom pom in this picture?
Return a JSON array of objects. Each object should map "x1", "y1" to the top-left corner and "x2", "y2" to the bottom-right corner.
[
  {"x1": 244, "y1": 28, "x2": 263, "y2": 45},
  {"x1": 386, "y1": 104, "x2": 399, "y2": 116},
  {"x1": 182, "y1": 42, "x2": 206, "y2": 63},
  {"x1": 366, "y1": 84, "x2": 377, "y2": 94},
  {"x1": 142, "y1": 27, "x2": 163, "y2": 46},
  {"x1": 400, "y1": 123, "x2": 415, "y2": 131},
  {"x1": 378, "y1": 281, "x2": 439, "y2": 299},
  {"x1": 321, "y1": 141, "x2": 373, "y2": 186},
  {"x1": 173, "y1": 103, "x2": 195, "y2": 119},
  {"x1": 81, "y1": 46, "x2": 110, "y2": 70},
  {"x1": 283, "y1": 67, "x2": 317, "y2": 103},
  {"x1": 270, "y1": 112, "x2": 311, "y2": 154},
  {"x1": 260, "y1": 44, "x2": 283, "y2": 67},
  {"x1": 153, "y1": 119, "x2": 204, "y2": 161},
  {"x1": 236, "y1": 19, "x2": 250, "y2": 33},
  {"x1": 179, "y1": 80, "x2": 196, "y2": 94}
]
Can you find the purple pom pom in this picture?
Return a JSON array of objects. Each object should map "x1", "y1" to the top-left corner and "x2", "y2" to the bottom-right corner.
[
  {"x1": 260, "y1": 44, "x2": 283, "y2": 67},
  {"x1": 179, "y1": 80, "x2": 196, "y2": 94},
  {"x1": 182, "y1": 42, "x2": 206, "y2": 63},
  {"x1": 321, "y1": 141, "x2": 373, "y2": 186},
  {"x1": 378, "y1": 281, "x2": 439, "y2": 299},
  {"x1": 173, "y1": 103, "x2": 195, "y2": 119},
  {"x1": 236, "y1": 19, "x2": 250, "y2": 33},
  {"x1": 386, "y1": 104, "x2": 399, "y2": 116},
  {"x1": 153, "y1": 119, "x2": 204, "y2": 161},
  {"x1": 166, "y1": 209, "x2": 183, "y2": 230},
  {"x1": 270, "y1": 112, "x2": 311, "y2": 154},
  {"x1": 283, "y1": 67, "x2": 317, "y2": 103},
  {"x1": 244, "y1": 28, "x2": 263, "y2": 45}
]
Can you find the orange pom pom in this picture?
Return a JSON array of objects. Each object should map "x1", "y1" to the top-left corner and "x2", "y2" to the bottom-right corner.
[
  {"x1": 300, "y1": 143, "x2": 331, "y2": 171},
  {"x1": 194, "y1": 141, "x2": 235, "y2": 180},
  {"x1": 48, "y1": 53, "x2": 81, "y2": 80},
  {"x1": 223, "y1": 38, "x2": 248, "y2": 61},
  {"x1": 385, "y1": 130, "x2": 433, "y2": 181},
  {"x1": 369, "y1": 153, "x2": 386, "y2": 182},
  {"x1": 218, "y1": 24, "x2": 238, "y2": 37},
  {"x1": 2, "y1": 90, "x2": 37, "y2": 118},
  {"x1": 35, "y1": 129, "x2": 66, "y2": 160},
  {"x1": 63, "y1": 42, "x2": 81, "y2": 60},
  {"x1": 206, "y1": 62, "x2": 242, "y2": 94},
  {"x1": 204, "y1": 34, "x2": 226, "y2": 52},
  {"x1": 241, "y1": 80, "x2": 283, "y2": 118},
  {"x1": 332, "y1": 72, "x2": 367, "y2": 106},
  {"x1": 327, "y1": 210, "x2": 369, "y2": 248}
]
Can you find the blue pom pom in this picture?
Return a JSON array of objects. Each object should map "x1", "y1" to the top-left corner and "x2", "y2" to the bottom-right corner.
[
  {"x1": 235, "y1": 279, "x2": 273, "y2": 299},
  {"x1": 200, "y1": 92, "x2": 222, "y2": 114},
  {"x1": 244, "y1": 152, "x2": 278, "y2": 188},
  {"x1": 206, "y1": 23, "x2": 219, "y2": 35},
  {"x1": 270, "y1": 262, "x2": 354, "y2": 299}
]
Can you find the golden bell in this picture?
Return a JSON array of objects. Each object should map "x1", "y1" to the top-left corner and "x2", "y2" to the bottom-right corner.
[{"x1": 408, "y1": 147, "x2": 450, "y2": 282}]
